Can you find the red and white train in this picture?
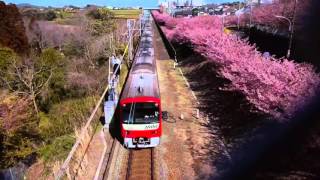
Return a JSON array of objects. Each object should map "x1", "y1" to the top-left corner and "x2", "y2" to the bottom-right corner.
[{"x1": 119, "y1": 13, "x2": 164, "y2": 148}]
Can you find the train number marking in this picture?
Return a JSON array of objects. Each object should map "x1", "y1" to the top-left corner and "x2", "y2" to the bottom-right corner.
[{"x1": 145, "y1": 124, "x2": 158, "y2": 130}]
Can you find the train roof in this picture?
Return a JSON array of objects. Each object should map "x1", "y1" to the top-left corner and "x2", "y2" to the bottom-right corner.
[
  {"x1": 121, "y1": 72, "x2": 159, "y2": 100},
  {"x1": 120, "y1": 18, "x2": 159, "y2": 101}
]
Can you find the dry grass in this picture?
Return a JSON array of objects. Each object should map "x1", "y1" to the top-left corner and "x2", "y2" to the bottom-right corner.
[{"x1": 110, "y1": 9, "x2": 142, "y2": 19}]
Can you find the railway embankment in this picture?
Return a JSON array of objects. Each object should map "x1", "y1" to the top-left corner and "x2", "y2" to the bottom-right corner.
[
  {"x1": 153, "y1": 11, "x2": 320, "y2": 179},
  {"x1": 151, "y1": 17, "x2": 230, "y2": 179}
]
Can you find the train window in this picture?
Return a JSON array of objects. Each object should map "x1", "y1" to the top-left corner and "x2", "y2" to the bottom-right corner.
[{"x1": 122, "y1": 102, "x2": 159, "y2": 124}]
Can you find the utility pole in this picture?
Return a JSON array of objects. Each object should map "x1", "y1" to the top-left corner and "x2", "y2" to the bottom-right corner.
[
  {"x1": 287, "y1": 0, "x2": 298, "y2": 59},
  {"x1": 248, "y1": 0, "x2": 253, "y2": 36},
  {"x1": 139, "y1": 14, "x2": 142, "y2": 36},
  {"x1": 273, "y1": 0, "x2": 297, "y2": 59},
  {"x1": 127, "y1": 19, "x2": 135, "y2": 61},
  {"x1": 237, "y1": 1, "x2": 241, "y2": 30}
]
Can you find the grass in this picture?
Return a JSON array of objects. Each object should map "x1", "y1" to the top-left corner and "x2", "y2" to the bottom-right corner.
[
  {"x1": 39, "y1": 134, "x2": 76, "y2": 163},
  {"x1": 54, "y1": 10, "x2": 76, "y2": 25},
  {"x1": 110, "y1": 9, "x2": 142, "y2": 19}
]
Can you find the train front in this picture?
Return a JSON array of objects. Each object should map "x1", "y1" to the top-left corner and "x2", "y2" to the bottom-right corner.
[{"x1": 120, "y1": 97, "x2": 162, "y2": 148}]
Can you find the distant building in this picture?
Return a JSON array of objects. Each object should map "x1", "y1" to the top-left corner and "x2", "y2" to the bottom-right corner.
[
  {"x1": 159, "y1": 0, "x2": 203, "y2": 7},
  {"x1": 64, "y1": 7, "x2": 75, "y2": 12},
  {"x1": 245, "y1": 0, "x2": 274, "y2": 5},
  {"x1": 174, "y1": 9, "x2": 192, "y2": 16},
  {"x1": 233, "y1": 0, "x2": 274, "y2": 16},
  {"x1": 223, "y1": 7, "x2": 237, "y2": 15}
]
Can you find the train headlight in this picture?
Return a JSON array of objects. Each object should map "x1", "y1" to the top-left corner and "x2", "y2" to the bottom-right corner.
[
  {"x1": 122, "y1": 104, "x2": 126, "y2": 107},
  {"x1": 155, "y1": 103, "x2": 158, "y2": 107}
]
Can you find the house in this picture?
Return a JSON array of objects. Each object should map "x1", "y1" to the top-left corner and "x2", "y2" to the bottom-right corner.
[
  {"x1": 246, "y1": 0, "x2": 274, "y2": 5},
  {"x1": 223, "y1": 7, "x2": 237, "y2": 16},
  {"x1": 174, "y1": 9, "x2": 193, "y2": 16}
]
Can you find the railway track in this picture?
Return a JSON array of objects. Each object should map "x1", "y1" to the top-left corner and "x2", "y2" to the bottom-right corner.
[{"x1": 126, "y1": 148, "x2": 154, "y2": 180}]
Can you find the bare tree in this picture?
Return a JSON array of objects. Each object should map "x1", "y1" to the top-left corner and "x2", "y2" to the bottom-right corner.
[
  {"x1": 0, "y1": 49, "x2": 63, "y2": 115},
  {"x1": 83, "y1": 35, "x2": 111, "y2": 68}
]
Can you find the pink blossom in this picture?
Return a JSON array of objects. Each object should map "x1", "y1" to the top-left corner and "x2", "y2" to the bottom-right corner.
[{"x1": 152, "y1": 11, "x2": 320, "y2": 120}]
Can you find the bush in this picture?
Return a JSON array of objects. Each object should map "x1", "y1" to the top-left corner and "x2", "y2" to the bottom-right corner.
[
  {"x1": 0, "y1": 95, "x2": 39, "y2": 168},
  {"x1": 62, "y1": 40, "x2": 84, "y2": 57},
  {"x1": 38, "y1": 96, "x2": 97, "y2": 141},
  {"x1": 39, "y1": 134, "x2": 75, "y2": 163},
  {"x1": 87, "y1": 8, "x2": 114, "y2": 20},
  {"x1": 37, "y1": 48, "x2": 67, "y2": 111},
  {"x1": 45, "y1": 10, "x2": 57, "y2": 21},
  {"x1": 0, "y1": 47, "x2": 17, "y2": 87},
  {"x1": 86, "y1": 8, "x2": 115, "y2": 36}
]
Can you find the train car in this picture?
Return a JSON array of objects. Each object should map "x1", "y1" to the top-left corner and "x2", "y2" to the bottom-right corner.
[{"x1": 119, "y1": 14, "x2": 163, "y2": 148}]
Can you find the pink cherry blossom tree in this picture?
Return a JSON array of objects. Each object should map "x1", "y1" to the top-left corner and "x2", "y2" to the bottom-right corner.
[{"x1": 152, "y1": 10, "x2": 320, "y2": 119}]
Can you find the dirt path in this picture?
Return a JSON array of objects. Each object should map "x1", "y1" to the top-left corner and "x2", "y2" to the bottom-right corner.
[{"x1": 153, "y1": 22, "x2": 223, "y2": 179}]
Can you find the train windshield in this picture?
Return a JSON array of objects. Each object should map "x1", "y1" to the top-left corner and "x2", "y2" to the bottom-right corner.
[{"x1": 122, "y1": 102, "x2": 159, "y2": 124}]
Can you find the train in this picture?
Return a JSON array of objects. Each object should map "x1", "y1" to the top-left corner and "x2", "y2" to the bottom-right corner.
[{"x1": 119, "y1": 12, "x2": 163, "y2": 148}]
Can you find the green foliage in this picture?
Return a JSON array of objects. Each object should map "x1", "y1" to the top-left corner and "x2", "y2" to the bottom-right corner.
[
  {"x1": 0, "y1": 48, "x2": 64, "y2": 90},
  {"x1": 87, "y1": 8, "x2": 114, "y2": 20},
  {"x1": 45, "y1": 10, "x2": 57, "y2": 21},
  {"x1": 192, "y1": 8, "x2": 199, "y2": 16},
  {"x1": 57, "y1": 10, "x2": 73, "y2": 19},
  {"x1": 37, "y1": 48, "x2": 65, "y2": 89},
  {"x1": 38, "y1": 96, "x2": 97, "y2": 141},
  {"x1": 115, "y1": 43, "x2": 127, "y2": 56},
  {"x1": 62, "y1": 40, "x2": 84, "y2": 57},
  {"x1": 0, "y1": 48, "x2": 18, "y2": 85},
  {"x1": 39, "y1": 134, "x2": 75, "y2": 163},
  {"x1": 110, "y1": 9, "x2": 142, "y2": 19},
  {"x1": 87, "y1": 8, "x2": 100, "y2": 19},
  {"x1": 0, "y1": 97, "x2": 39, "y2": 169},
  {"x1": 86, "y1": 8, "x2": 116, "y2": 36},
  {"x1": 0, "y1": 4, "x2": 116, "y2": 170},
  {"x1": 0, "y1": 47, "x2": 16, "y2": 70},
  {"x1": 38, "y1": 48, "x2": 64, "y2": 68},
  {"x1": 37, "y1": 96, "x2": 97, "y2": 164},
  {"x1": 90, "y1": 20, "x2": 115, "y2": 36},
  {"x1": 36, "y1": 48, "x2": 67, "y2": 111}
]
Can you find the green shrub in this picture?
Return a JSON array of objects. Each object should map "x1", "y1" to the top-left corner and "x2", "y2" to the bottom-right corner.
[
  {"x1": 39, "y1": 134, "x2": 75, "y2": 163},
  {"x1": 38, "y1": 96, "x2": 97, "y2": 142},
  {"x1": 86, "y1": 8, "x2": 116, "y2": 36},
  {"x1": 0, "y1": 96, "x2": 39, "y2": 168},
  {"x1": 62, "y1": 40, "x2": 84, "y2": 57},
  {"x1": 37, "y1": 48, "x2": 67, "y2": 111},
  {"x1": 45, "y1": 10, "x2": 57, "y2": 21}
]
